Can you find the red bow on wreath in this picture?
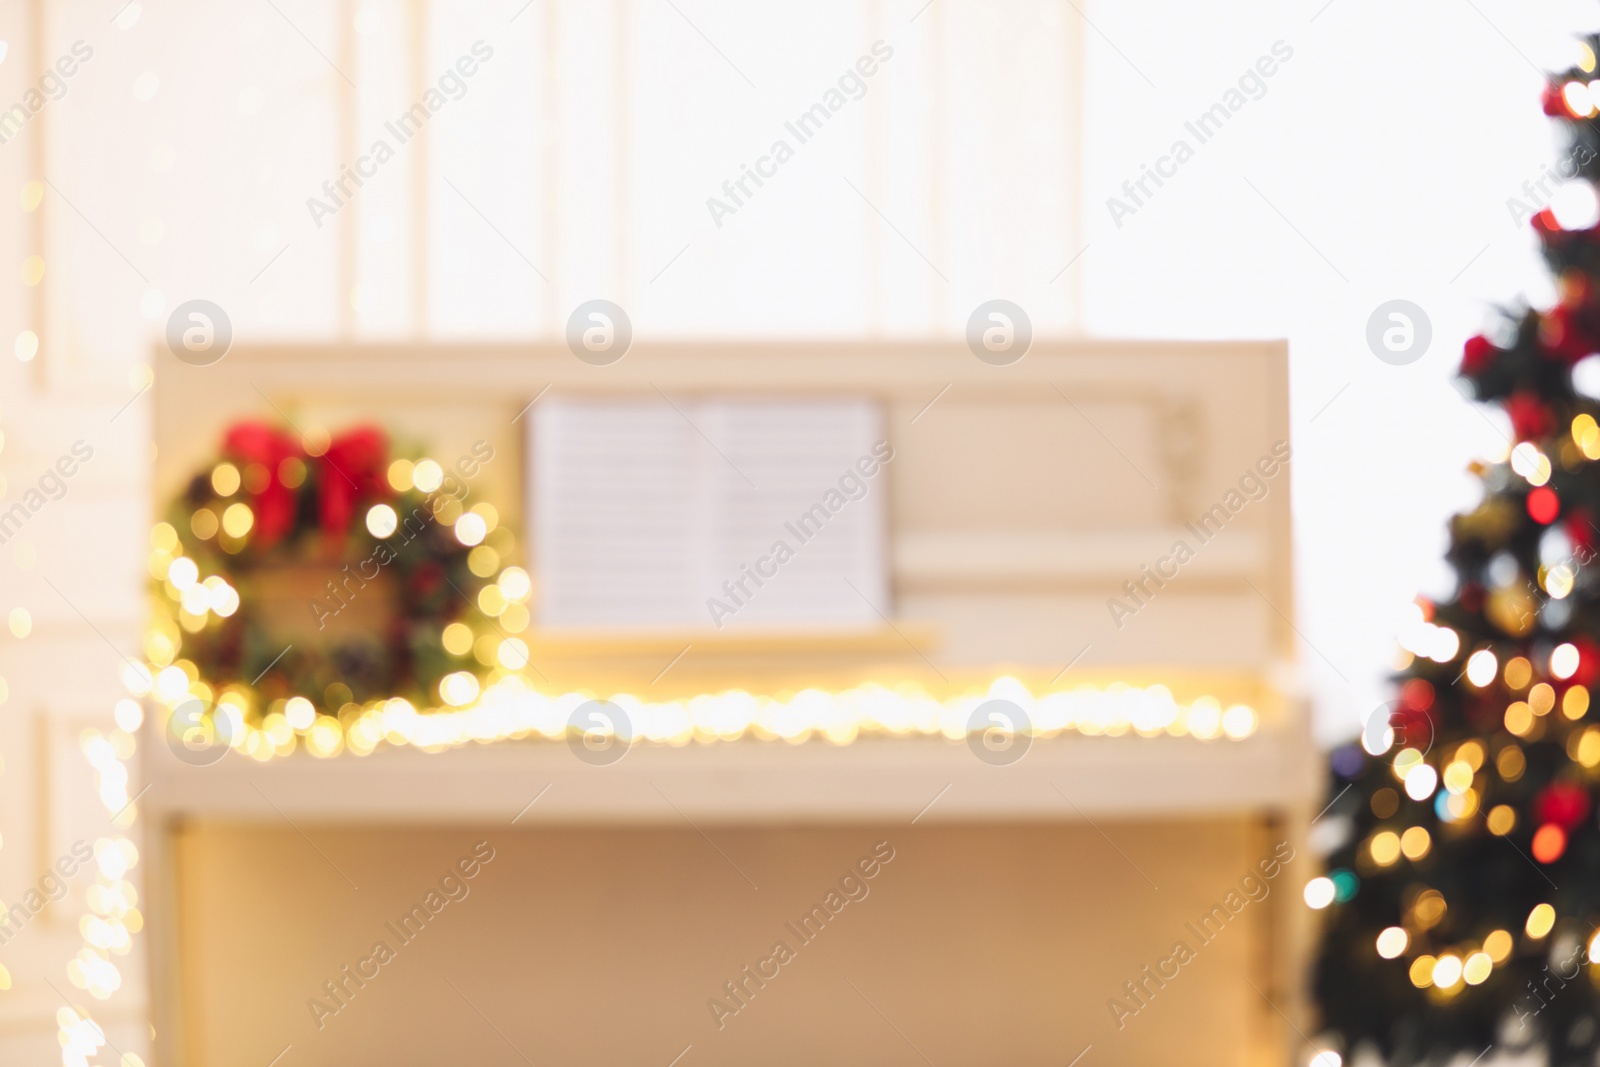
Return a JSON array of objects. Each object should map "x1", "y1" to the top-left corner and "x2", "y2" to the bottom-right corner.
[
  {"x1": 222, "y1": 422, "x2": 390, "y2": 550},
  {"x1": 319, "y1": 427, "x2": 389, "y2": 544},
  {"x1": 223, "y1": 422, "x2": 301, "y2": 548}
]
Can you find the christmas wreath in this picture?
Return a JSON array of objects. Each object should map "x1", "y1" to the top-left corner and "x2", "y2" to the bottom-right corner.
[{"x1": 148, "y1": 422, "x2": 526, "y2": 735}]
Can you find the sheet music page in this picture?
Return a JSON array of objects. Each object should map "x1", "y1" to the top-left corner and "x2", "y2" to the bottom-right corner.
[
  {"x1": 697, "y1": 398, "x2": 886, "y2": 629},
  {"x1": 532, "y1": 398, "x2": 703, "y2": 627},
  {"x1": 531, "y1": 396, "x2": 888, "y2": 629}
]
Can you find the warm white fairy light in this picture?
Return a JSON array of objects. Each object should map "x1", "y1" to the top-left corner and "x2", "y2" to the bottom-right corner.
[
  {"x1": 1404, "y1": 762, "x2": 1439, "y2": 801},
  {"x1": 1511, "y1": 442, "x2": 1552, "y2": 486},
  {"x1": 1551, "y1": 179, "x2": 1600, "y2": 230},
  {"x1": 411, "y1": 459, "x2": 443, "y2": 492},
  {"x1": 453, "y1": 511, "x2": 487, "y2": 546},
  {"x1": 1376, "y1": 926, "x2": 1409, "y2": 959},
  {"x1": 1552, "y1": 642, "x2": 1580, "y2": 680},
  {"x1": 58, "y1": 1008, "x2": 109, "y2": 1065},
  {"x1": 498, "y1": 566, "x2": 531, "y2": 601},
  {"x1": 1396, "y1": 603, "x2": 1460, "y2": 664},
  {"x1": 1564, "y1": 80, "x2": 1597, "y2": 118},
  {"x1": 1465, "y1": 648, "x2": 1499, "y2": 687},
  {"x1": 365, "y1": 503, "x2": 398, "y2": 538}
]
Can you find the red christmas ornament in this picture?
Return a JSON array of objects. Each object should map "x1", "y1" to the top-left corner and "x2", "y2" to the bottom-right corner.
[
  {"x1": 1572, "y1": 638, "x2": 1600, "y2": 685},
  {"x1": 1505, "y1": 393, "x2": 1555, "y2": 441},
  {"x1": 1460, "y1": 335, "x2": 1498, "y2": 375},
  {"x1": 1532, "y1": 823, "x2": 1568, "y2": 864},
  {"x1": 1528, "y1": 487, "x2": 1561, "y2": 524},
  {"x1": 1544, "y1": 82, "x2": 1570, "y2": 116},
  {"x1": 1535, "y1": 781, "x2": 1591, "y2": 830},
  {"x1": 1400, "y1": 678, "x2": 1435, "y2": 712}
]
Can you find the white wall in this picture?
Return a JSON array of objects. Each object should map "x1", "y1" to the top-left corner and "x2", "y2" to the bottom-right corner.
[{"x1": 1079, "y1": 0, "x2": 1596, "y2": 741}]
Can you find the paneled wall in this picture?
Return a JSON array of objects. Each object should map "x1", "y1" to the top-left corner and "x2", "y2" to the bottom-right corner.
[{"x1": 31, "y1": 0, "x2": 1082, "y2": 375}]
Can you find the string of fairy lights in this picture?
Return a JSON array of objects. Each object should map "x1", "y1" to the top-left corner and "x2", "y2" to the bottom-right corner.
[
  {"x1": 131, "y1": 662, "x2": 1262, "y2": 757},
  {"x1": 65, "y1": 723, "x2": 142, "y2": 1063},
  {"x1": 135, "y1": 452, "x2": 1266, "y2": 759}
]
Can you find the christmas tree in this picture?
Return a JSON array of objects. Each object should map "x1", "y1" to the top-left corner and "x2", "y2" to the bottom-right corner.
[{"x1": 1312, "y1": 33, "x2": 1600, "y2": 1067}]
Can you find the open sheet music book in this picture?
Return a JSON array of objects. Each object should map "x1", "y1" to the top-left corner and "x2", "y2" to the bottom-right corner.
[{"x1": 531, "y1": 396, "x2": 890, "y2": 630}]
